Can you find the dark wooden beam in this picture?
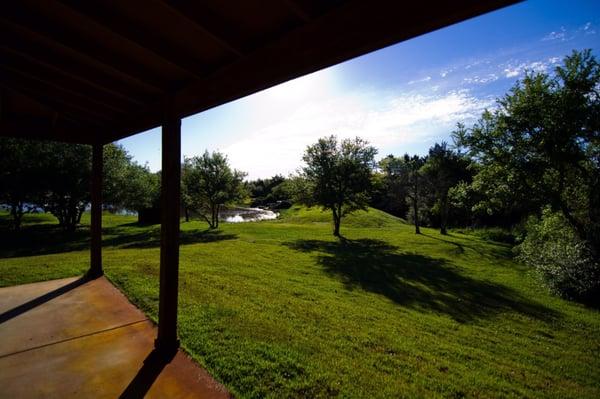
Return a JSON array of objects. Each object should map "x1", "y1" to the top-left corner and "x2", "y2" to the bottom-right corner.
[
  {"x1": 0, "y1": 17, "x2": 164, "y2": 95},
  {"x1": 155, "y1": 0, "x2": 244, "y2": 58},
  {"x1": 0, "y1": 70, "x2": 118, "y2": 124},
  {"x1": 155, "y1": 105, "x2": 181, "y2": 356},
  {"x1": 54, "y1": 0, "x2": 209, "y2": 81},
  {"x1": 282, "y1": 0, "x2": 311, "y2": 22},
  {"x1": 88, "y1": 143, "x2": 103, "y2": 278},
  {"x1": 0, "y1": 58, "x2": 135, "y2": 114},
  {"x1": 0, "y1": 45, "x2": 146, "y2": 107},
  {"x1": 0, "y1": 119, "x2": 92, "y2": 144},
  {"x1": 0, "y1": 9, "x2": 173, "y2": 92}
]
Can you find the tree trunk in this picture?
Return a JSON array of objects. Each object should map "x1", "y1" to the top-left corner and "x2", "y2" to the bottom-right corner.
[
  {"x1": 440, "y1": 195, "x2": 448, "y2": 235},
  {"x1": 184, "y1": 207, "x2": 189, "y2": 222},
  {"x1": 210, "y1": 203, "x2": 215, "y2": 228},
  {"x1": 413, "y1": 174, "x2": 421, "y2": 234},
  {"x1": 332, "y1": 207, "x2": 341, "y2": 237},
  {"x1": 10, "y1": 202, "x2": 24, "y2": 231},
  {"x1": 215, "y1": 204, "x2": 220, "y2": 228},
  {"x1": 412, "y1": 196, "x2": 421, "y2": 234}
]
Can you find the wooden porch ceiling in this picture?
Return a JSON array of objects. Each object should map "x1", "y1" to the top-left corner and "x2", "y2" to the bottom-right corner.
[{"x1": 0, "y1": 0, "x2": 520, "y2": 145}]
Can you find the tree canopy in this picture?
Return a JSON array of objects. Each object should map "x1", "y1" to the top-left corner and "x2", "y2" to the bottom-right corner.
[
  {"x1": 454, "y1": 49, "x2": 600, "y2": 256},
  {"x1": 302, "y1": 135, "x2": 377, "y2": 236},
  {"x1": 182, "y1": 151, "x2": 246, "y2": 228}
]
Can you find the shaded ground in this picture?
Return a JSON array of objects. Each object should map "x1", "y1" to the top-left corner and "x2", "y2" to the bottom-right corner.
[
  {"x1": 284, "y1": 238, "x2": 557, "y2": 323},
  {"x1": 0, "y1": 214, "x2": 236, "y2": 258}
]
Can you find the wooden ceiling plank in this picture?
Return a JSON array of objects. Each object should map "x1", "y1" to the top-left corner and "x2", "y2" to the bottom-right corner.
[
  {"x1": 282, "y1": 0, "x2": 311, "y2": 22},
  {"x1": 0, "y1": 17, "x2": 164, "y2": 95},
  {"x1": 154, "y1": 0, "x2": 245, "y2": 58},
  {"x1": 0, "y1": 119, "x2": 94, "y2": 144},
  {"x1": 0, "y1": 12, "x2": 172, "y2": 93},
  {"x1": 0, "y1": 64, "x2": 128, "y2": 115},
  {"x1": 0, "y1": 50, "x2": 142, "y2": 111},
  {"x1": 0, "y1": 84, "x2": 92, "y2": 127},
  {"x1": 0, "y1": 45, "x2": 146, "y2": 107},
  {"x1": 55, "y1": 0, "x2": 209, "y2": 82},
  {"x1": 0, "y1": 79, "x2": 114, "y2": 126}
]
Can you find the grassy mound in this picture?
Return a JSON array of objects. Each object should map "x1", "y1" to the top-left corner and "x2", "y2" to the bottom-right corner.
[{"x1": 278, "y1": 205, "x2": 405, "y2": 229}]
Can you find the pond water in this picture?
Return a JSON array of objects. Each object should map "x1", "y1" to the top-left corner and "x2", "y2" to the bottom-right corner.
[{"x1": 220, "y1": 207, "x2": 279, "y2": 223}]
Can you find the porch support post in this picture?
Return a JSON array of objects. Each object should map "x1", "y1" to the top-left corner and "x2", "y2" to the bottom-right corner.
[
  {"x1": 155, "y1": 107, "x2": 181, "y2": 356},
  {"x1": 89, "y1": 143, "x2": 103, "y2": 278}
]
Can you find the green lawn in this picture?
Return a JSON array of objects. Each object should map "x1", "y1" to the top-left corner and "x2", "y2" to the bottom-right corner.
[{"x1": 1, "y1": 207, "x2": 599, "y2": 398}]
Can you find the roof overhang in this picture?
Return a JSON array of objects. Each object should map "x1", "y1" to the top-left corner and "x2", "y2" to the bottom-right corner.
[{"x1": 0, "y1": 0, "x2": 521, "y2": 145}]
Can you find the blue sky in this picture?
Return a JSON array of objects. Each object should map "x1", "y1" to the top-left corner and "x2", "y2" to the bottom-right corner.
[{"x1": 118, "y1": 0, "x2": 600, "y2": 179}]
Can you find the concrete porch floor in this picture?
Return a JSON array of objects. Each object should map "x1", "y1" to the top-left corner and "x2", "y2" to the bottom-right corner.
[{"x1": 0, "y1": 277, "x2": 230, "y2": 398}]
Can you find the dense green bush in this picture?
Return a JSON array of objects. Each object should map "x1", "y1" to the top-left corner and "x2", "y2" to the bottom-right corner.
[{"x1": 517, "y1": 208, "x2": 600, "y2": 303}]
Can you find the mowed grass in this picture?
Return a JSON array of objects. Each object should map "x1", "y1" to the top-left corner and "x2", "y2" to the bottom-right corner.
[{"x1": 1, "y1": 207, "x2": 599, "y2": 398}]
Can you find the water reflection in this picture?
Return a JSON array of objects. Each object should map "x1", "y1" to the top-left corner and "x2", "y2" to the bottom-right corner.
[{"x1": 221, "y1": 207, "x2": 279, "y2": 223}]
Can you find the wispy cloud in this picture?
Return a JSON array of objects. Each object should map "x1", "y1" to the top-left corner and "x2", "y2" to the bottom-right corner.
[
  {"x1": 501, "y1": 57, "x2": 561, "y2": 79},
  {"x1": 463, "y1": 73, "x2": 499, "y2": 85},
  {"x1": 440, "y1": 66, "x2": 461, "y2": 78},
  {"x1": 542, "y1": 27, "x2": 567, "y2": 42},
  {"x1": 582, "y1": 21, "x2": 596, "y2": 35},
  {"x1": 223, "y1": 88, "x2": 493, "y2": 178},
  {"x1": 408, "y1": 76, "x2": 432, "y2": 85},
  {"x1": 542, "y1": 22, "x2": 596, "y2": 42}
]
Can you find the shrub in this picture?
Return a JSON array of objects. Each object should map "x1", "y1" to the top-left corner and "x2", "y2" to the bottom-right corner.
[{"x1": 517, "y1": 208, "x2": 600, "y2": 303}]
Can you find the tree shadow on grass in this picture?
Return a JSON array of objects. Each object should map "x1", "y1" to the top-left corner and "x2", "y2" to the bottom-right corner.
[
  {"x1": 284, "y1": 238, "x2": 558, "y2": 323},
  {"x1": 106, "y1": 228, "x2": 237, "y2": 249},
  {"x1": 0, "y1": 223, "x2": 236, "y2": 258},
  {"x1": 0, "y1": 224, "x2": 91, "y2": 258},
  {"x1": 420, "y1": 232, "x2": 513, "y2": 259}
]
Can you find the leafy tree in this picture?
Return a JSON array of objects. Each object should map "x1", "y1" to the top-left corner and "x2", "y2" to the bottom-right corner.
[
  {"x1": 454, "y1": 49, "x2": 600, "y2": 256},
  {"x1": 246, "y1": 175, "x2": 288, "y2": 207},
  {"x1": 0, "y1": 140, "x2": 154, "y2": 230},
  {"x1": 103, "y1": 144, "x2": 159, "y2": 215},
  {"x1": 183, "y1": 151, "x2": 246, "y2": 228},
  {"x1": 37, "y1": 142, "x2": 92, "y2": 232},
  {"x1": 422, "y1": 142, "x2": 471, "y2": 234},
  {"x1": 379, "y1": 154, "x2": 426, "y2": 234},
  {"x1": 302, "y1": 136, "x2": 377, "y2": 237},
  {"x1": 276, "y1": 174, "x2": 315, "y2": 206},
  {"x1": 0, "y1": 138, "x2": 44, "y2": 230},
  {"x1": 369, "y1": 169, "x2": 409, "y2": 218}
]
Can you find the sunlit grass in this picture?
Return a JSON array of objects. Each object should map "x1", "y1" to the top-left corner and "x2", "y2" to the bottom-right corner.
[{"x1": 1, "y1": 208, "x2": 598, "y2": 398}]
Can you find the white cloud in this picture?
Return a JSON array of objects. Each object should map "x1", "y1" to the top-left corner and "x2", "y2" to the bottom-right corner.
[
  {"x1": 582, "y1": 22, "x2": 596, "y2": 35},
  {"x1": 407, "y1": 76, "x2": 431, "y2": 85},
  {"x1": 223, "y1": 89, "x2": 493, "y2": 178},
  {"x1": 440, "y1": 67, "x2": 456, "y2": 78},
  {"x1": 548, "y1": 56, "x2": 561, "y2": 64},
  {"x1": 542, "y1": 27, "x2": 567, "y2": 41},
  {"x1": 502, "y1": 58, "x2": 557, "y2": 79},
  {"x1": 463, "y1": 73, "x2": 499, "y2": 85},
  {"x1": 542, "y1": 23, "x2": 596, "y2": 42}
]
